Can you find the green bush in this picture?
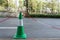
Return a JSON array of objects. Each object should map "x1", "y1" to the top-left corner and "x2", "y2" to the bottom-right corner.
[{"x1": 29, "y1": 14, "x2": 60, "y2": 18}]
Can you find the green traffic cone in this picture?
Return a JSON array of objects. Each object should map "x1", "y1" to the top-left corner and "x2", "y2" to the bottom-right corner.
[{"x1": 13, "y1": 12, "x2": 27, "y2": 39}]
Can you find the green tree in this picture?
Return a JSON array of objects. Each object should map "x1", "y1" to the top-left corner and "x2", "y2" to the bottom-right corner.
[
  {"x1": 28, "y1": 0, "x2": 38, "y2": 13},
  {"x1": 0, "y1": 0, "x2": 8, "y2": 7},
  {"x1": 36, "y1": 0, "x2": 47, "y2": 14},
  {"x1": 51, "y1": 0, "x2": 57, "y2": 14}
]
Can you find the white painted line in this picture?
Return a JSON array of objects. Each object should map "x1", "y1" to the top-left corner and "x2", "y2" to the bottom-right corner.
[
  {"x1": 0, "y1": 27, "x2": 17, "y2": 29},
  {"x1": 37, "y1": 20, "x2": 51, "y2": 27}
]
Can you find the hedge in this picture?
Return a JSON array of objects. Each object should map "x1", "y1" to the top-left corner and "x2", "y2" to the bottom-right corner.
[{"x1": 28, "y1": 14, "x2": 60, "y2": 18}]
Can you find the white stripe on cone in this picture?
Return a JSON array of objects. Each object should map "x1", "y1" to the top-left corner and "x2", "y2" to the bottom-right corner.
[{"x1": 18, "y1": 19, "x2": 23, "y2": 26}]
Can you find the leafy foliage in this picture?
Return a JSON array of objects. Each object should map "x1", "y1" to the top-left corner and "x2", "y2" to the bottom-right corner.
[
  {"x1": 28, "y1": 0, "x2": 60, "y2": 14},
  {"x1": 0, "y1": 0, "x2": 8, "y2": 7}
]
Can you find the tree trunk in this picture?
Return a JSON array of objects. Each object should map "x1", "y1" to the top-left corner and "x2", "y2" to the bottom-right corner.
[{"x1": 25, "y1": 0, "x2": 29, "y2": 17}]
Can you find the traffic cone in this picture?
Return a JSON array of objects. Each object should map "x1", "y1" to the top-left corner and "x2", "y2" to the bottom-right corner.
[{"x1": 13, "y1": 12, "x2": 27, "y2": 39}]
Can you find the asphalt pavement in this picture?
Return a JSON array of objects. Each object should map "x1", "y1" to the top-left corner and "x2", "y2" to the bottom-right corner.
[{"x1": 0, "y1": 18, "x2": 60, "y2": 39}]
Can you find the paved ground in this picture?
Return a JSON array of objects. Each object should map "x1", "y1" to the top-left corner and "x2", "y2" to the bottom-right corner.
[
  {"x1": 0, "y1": 38, "x2": 60, "y2": 40},
  {"x1": 0, "y1": 18, "x2": 60, "y2": 39}
]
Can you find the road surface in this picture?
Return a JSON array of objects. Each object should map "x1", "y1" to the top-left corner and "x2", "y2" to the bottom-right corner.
[{"x1": 0, "y1": 18, "x2": 60, "y2": 40}]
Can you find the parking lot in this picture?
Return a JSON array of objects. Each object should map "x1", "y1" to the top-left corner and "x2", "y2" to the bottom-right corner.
[{"x1": 0, "y1": 18, "x2": 60, "y2": 40}]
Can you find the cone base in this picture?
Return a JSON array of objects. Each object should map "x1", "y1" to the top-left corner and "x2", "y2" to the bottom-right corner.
[{"x1": 13, "y1": 33, "x2": 27, "y2": 39}]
